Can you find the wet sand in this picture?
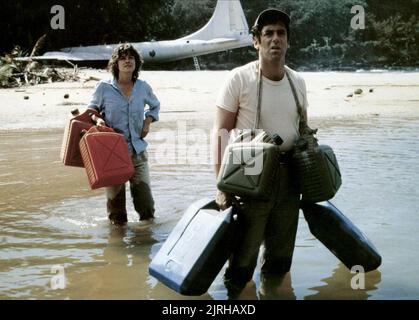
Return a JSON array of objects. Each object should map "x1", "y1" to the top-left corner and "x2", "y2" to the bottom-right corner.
[{"x1": 0, "y1": 69, "x2": 418, "y2": 299}]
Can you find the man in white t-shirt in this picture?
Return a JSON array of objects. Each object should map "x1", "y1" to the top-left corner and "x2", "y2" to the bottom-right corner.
[{"x1": 213, "y1": 9, "x2": 309, "y2": 299}]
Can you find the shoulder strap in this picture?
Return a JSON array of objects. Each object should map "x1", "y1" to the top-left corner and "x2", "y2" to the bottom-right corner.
[
  {"x1": 285, "y1": 69, "x2": 316, "y2": 136},
  {"x1": 256, "y1": 65, "x2": 315, "y2": 135},
  {"x1": 255, "y1": 64, "x2": 262, "y2": 129},
  {"x1": 285, "y1": 69, "x2": 305, "y2": 134}
]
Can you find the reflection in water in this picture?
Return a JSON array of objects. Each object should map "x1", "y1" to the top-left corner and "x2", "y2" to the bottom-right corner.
[
  {"x1": 259, "y1": 273, "x2": 296, "y2": 300},
  {"x1": 91, "y1": 225, "x2": 156, "y2": 299},
  {"x1": 305, "y1": 263, "x2": 382, "y2": 300}
]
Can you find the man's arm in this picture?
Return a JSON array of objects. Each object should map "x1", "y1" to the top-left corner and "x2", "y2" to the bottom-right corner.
[
  {"x1": 212, "y1": 106, "x2": 237, "y2": 210},
  {"x1": 212, "y1": 106, "x2": 237, "y2": 177}
]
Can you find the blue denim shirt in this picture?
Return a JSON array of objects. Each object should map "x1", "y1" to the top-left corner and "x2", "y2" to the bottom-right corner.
[{"x1": 87, "y1": 77, "x2": 160, "y2": 154}]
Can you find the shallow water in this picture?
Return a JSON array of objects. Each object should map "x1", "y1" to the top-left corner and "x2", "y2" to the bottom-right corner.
[{"x1": 1, "y1": 71, "x2": 419, "y2": 299}]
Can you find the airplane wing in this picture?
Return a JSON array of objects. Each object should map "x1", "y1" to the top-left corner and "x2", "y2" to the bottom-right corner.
[{"x1": 15, "y1": 51, "x2": 108, "y2": 61}]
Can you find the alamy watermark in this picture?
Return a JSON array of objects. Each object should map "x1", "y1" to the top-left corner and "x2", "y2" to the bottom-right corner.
[
  {"x1": 351, "y1": 5, "x2": 365, "y2": 30},
  {"x1": 50, "y1": 265, "x2": 66, "y2": 290},
  {"x1": 350, "y1": 265, "x2": 365, "y2": 290},
  {"x1": 50, "y1": 5, "x2": 65, "y2": 30},
  {"x1": 151, "y1": 123, "x2": 265, "y2": 174}
]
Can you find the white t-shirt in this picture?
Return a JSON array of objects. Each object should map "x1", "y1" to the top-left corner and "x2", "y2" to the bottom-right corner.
[{"x1": 216, "y1": 61, "x2": 309, "y2": 151}]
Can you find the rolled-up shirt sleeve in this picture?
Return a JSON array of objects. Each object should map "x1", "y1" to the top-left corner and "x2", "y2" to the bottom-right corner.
[
  {"x1": 144, "y1": 82, "x2": 160, "y2": 122},
  {"x1": 87, "y1": 82, "x2": 104, "y2": 112}
]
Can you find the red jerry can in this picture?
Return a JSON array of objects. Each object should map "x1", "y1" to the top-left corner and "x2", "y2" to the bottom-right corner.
[
  {"x1": 79, "y1": 126, "x2": 135, "y2": 189},
  {"x1": 60, "y1": 109, "x2": 103, "y2": 167}
]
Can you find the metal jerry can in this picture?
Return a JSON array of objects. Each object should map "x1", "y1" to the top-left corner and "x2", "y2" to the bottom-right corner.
[
  {"x1": 217, "y1": 142, "x2": 281, "y2": 200},
  {"x1": 293, "y1": 137, "x2": 342, "y2": 203}
]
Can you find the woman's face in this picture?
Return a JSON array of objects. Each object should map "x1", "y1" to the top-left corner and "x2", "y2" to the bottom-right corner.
[{"x1": 117, "y1": 53, "x2": 136, "y2": 74}]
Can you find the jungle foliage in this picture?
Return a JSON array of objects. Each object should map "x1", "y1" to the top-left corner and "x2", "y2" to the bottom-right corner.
[{"x1": 1, "y1": 0, "x2": 418, "y2": 70}]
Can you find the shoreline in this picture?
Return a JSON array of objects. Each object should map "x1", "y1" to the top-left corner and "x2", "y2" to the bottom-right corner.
[{"x1": 0, "y1": 68, "x2": 418, "y2": 131}]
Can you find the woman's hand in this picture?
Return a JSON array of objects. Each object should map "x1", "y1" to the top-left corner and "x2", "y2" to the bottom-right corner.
[
  {"x1": 96, "y1": 118, "x2": 106, "y2": 127},
  {"x1": 141, "y1": 117, "x2": 153, "y2": 138},
  {"x1": 91, "y1": 114, "x2": 106, "y2": 127}
]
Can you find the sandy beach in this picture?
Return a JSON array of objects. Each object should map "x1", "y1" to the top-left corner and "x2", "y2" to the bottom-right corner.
[
  {"x1": 1, "y1": 68, "x2": 419, "y2": 131},
  {"x1": 0, "y1": 68, "x2": 418, "y2": 299}
]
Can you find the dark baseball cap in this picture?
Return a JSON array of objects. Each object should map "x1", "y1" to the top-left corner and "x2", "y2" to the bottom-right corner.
[{"x1": 252, "y1": 9, "x2": 290, "y2": 36}]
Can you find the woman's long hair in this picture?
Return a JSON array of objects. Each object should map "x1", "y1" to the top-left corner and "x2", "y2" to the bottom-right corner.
[{"x1": 108, "y1": 43, "x2": 144, "y2": 82}]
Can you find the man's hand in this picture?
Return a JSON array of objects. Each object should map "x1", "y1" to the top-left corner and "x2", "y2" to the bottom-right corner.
[
  {"x1": 215, "y1": 190, "x2": 233, "y2": 211},
  {"x1": 141, "y1": 117, "x2": 153, "y2": 138}
]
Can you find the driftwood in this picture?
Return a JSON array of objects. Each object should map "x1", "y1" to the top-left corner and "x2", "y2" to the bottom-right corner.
[
  {"x1": 29, "y1": 34, "x2": 47, "y2": 58},
  {"x1": 0, "y1": 61, "x2": 80, "y2": 87},
  {"x1": 0, "y1": 35, "x2": 82, "y2": 88}
]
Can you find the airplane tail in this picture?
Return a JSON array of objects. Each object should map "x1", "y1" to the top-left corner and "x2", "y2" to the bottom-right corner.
[{"x1": 181, "y1": 0, "x2": 250, "y2": 40}]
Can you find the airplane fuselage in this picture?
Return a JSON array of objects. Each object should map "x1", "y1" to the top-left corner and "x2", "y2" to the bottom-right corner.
[{"x1": 53, "y1": 36, "x2": 252, "y2": 63}]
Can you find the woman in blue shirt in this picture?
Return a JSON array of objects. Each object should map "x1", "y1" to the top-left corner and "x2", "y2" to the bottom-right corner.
[{"x1": 88, "y1": 43, "x2": 160, "y2": 225}]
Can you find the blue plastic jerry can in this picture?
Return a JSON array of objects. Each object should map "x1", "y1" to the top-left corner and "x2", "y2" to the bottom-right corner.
[{"x1": 149, "y1": 198, "x2": 237, "y2": 296}]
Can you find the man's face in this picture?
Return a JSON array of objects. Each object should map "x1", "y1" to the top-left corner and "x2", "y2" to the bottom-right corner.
[{"x1": 253, "y1": 21, "x2": 288, "y2": 63}]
